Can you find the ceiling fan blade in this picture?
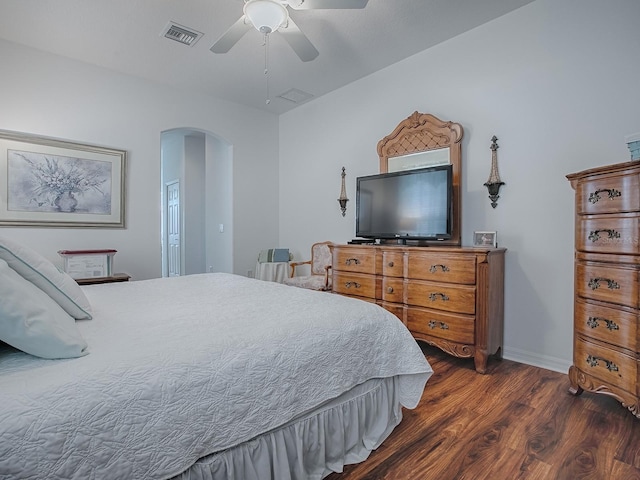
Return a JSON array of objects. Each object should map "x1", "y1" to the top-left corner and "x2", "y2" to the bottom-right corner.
[
  {"x1": 279, "y1": 17, "x2": 319, "y2": 62},
  {"x1": 287, "y1": 0, "x2": 368, "y2": 10},
  {"x1": 210, "y1": 16, "x2": 251, "y2": 54}
]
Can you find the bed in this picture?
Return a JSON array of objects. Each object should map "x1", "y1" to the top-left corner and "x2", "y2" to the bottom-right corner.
[{"x1": 0, "y1": 238, "x2": 433, "y2": 480}]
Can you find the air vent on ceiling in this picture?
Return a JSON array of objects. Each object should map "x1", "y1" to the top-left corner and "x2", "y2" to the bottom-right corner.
[
  {"x1": 161, "y1": 22, "x2": 203, "y2": 47},
  {"x1": 277, "y1": 88, "x2": 314, "y2": 104}
]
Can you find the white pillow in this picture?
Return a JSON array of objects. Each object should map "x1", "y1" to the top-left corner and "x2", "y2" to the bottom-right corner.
[
  {"x1": 0, "y1": 236, "x2": 92, "y2": 320},
  {"x1": 0, "y1": 258, "x2": 88, "y2": 359}
]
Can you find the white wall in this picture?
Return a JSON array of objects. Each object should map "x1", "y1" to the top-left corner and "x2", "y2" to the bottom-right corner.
[
  {"x1": 0, "y1": 39, "x2": 280, "y2": 280},
  {"x1": 279, "y1": 0, "x2": 640, "y2": 372},
  {"x1": 205, "y1": 135, "x2": 234, "y2": 275},
  {"x1": 184, "y1": 134, "x2": 206, "y2": 275}
]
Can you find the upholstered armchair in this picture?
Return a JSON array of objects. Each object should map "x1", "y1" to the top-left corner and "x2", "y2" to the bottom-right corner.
[{"x1": 283, "y1": 241, "x2": 334, "y2": 291}]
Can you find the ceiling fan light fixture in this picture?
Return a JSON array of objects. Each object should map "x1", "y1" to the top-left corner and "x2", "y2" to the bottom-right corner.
[{"x1": 244, "y1": 0, "x2": 288, "y2": 34}]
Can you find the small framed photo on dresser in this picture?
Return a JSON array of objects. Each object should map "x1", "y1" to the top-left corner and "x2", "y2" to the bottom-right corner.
[{"x1": 473, "y1": 231, "x2": 497, "y2": 248}]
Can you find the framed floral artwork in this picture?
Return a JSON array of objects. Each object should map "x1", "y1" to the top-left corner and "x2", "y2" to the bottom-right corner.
[{"x1": 0, "y1": 130, "x2": 126, "y2": 228}]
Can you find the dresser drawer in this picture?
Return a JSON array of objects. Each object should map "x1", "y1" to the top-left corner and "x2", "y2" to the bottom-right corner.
[
  {"x1": 406, "y1": 252, "x2": 476, "y2": 285},
  {"x1": 332, "y1": 247, "x2": 376, "y2": 274},
  {"x1": 382, "y1": 251, "x2": 405, "y2": 277},
  {"x1": 407, "y1": 307, "x2": 475, "y2": 344},
  {"x1": 577, "y1": 214, "x2": 639, "y2": 254},
  {"x1": 574, "y1": 298, "x2": 637, "y2": 352},
  {"x1": 332, "y1": 271, "x2": 376, "y2": 299},
  {"x1": 575, "y1": 171, "x2": 640, "y2": 215},
  {"x1": 379, "y1": 301, "x2": 405, "y2": 324},
  {"x1": 406, "y1": 280, "x2": 475, "y2": 314},
  {"x1": 381, "y1": 277, "x2": 404, "y2": 304},
  {"x1": 576, "y1": 261, "x2": 639, "y2": 308},
  {"x1": 574, "y1": 337, "x2": 636, "y2": 394}
]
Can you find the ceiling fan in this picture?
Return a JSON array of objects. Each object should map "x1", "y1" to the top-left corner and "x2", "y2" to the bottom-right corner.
[{"x1": 210, "y1": 0, "x2": 369, "y2": 62}]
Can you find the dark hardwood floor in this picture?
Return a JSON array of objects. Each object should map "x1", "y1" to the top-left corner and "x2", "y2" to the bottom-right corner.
[{"x1": 326, "y1": 344, "x2": 640, "y2": 480}]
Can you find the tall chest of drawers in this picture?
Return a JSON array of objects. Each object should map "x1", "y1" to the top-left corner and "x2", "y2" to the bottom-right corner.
[
  {"x1": 332, "y1": 245, "x2": 505, "y2": 373},
  {"x1": 567, "y1": 161, "x2": 640, "y2": 418}
]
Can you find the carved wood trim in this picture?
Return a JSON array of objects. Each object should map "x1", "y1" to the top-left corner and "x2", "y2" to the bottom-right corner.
[
  {"x1": 569, "y1": 366, "x2": 640, "y2": 418},
  {"x1": 413, "y1": 335, "x2": 475, "y2": 359},
  {"x1": 377, "y1": 111, "x2": 464, "y2": 246},
  {"x1": 377, "y1": 111, "x2": 463, "y2": 164}
]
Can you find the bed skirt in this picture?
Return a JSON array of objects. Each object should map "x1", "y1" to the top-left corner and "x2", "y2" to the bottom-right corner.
[{"x1": 171, "y1": 375, "x2": 405, "y2": 480}]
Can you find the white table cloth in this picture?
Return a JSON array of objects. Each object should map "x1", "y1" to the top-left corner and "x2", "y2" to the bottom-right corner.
[{"x1": 254, "y1": 261, "x2": 289, "y2": 283}]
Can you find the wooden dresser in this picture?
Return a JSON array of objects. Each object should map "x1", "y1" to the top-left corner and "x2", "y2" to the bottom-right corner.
[
  {"x1": 567, "y1": 161, "x2": 640, "y2": 418},
  {"x1": 332, "y1": 244, "x2": 505, "y2": 373}
]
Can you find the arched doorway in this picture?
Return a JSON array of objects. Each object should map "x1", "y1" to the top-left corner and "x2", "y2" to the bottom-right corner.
[{"x1": 160, "y1": 128, "x2": 233, "y2": 277}]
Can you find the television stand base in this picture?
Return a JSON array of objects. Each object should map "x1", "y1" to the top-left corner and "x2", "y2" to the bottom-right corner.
[
  {"x1": 348, "y1": 238, "x2": 375, "y2": 245},
  {"x1": 378, "y1": 238, "x2": 440, "y2": 247}
]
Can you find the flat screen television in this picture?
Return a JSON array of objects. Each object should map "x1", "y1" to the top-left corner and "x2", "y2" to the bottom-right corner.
[{"x1": 355, "y1": 164, "x2": 453, "y2": 242}]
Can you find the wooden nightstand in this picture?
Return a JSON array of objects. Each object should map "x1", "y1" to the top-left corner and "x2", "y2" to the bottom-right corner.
[{"x1": 75, "y1": 273, "x2": 131, "y2": 285}]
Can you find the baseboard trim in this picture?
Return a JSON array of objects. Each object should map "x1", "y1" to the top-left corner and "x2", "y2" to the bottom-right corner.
[{"x1": 502, "y1": 347, "x2": 571, "y2": 374}]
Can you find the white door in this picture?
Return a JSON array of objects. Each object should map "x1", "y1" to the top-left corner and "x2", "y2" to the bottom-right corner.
[{"x1": 167, "y1": 181, "x2": 181, "y2": 276}]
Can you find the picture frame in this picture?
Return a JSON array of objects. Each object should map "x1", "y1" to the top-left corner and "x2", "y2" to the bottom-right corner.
[
  {"x1": 473, "y1": 231, "x2": 497, "y2": 248},
  {"x1": 0, "y1": 130, "x2": 126, "y2": 228}
]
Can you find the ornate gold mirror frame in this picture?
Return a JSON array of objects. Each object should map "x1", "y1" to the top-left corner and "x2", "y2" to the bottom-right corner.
[{"x1": 377, "y1": 111, "x2": 464, "y2": 246}]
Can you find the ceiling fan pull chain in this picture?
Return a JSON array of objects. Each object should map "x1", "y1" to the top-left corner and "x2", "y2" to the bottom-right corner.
[{"x1": 263, "y1": 33, "x2": 271, "y2": 104}]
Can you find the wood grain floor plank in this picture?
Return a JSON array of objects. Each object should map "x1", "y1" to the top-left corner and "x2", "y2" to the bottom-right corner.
[
  {"x1": 325, "y1": 344, "x2": 640, "y2": 480},
  {"x1": 490, "y1": 449, "x2": 553, "y2": 480},
  {"x1": 611, "y1": 460, "x2": 640, "y2": 480}
]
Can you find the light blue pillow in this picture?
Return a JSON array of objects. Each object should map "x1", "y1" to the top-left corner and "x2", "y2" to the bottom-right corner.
[
  {"x1": 0, "y1": 258, "x2": 88, "y2": 359},
  {"x1": 0, "y1": 236, "x2": 92, "y2": 320}
]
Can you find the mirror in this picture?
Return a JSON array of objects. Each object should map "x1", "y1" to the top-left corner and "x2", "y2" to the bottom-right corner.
[
  {"x1": 377, "y1": 112, "x2": 463, "y2": 246},
  {"x1": 387, "y1": 147, "x2": 450, "y2": 173}
]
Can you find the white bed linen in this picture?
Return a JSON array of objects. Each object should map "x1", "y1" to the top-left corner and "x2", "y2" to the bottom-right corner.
[
  {"x1": 0, "y1": 273, "x2": 432, "y2": 479},
  {"x1": 173, "y1": 376, "x2": 405, "y2": 480}
]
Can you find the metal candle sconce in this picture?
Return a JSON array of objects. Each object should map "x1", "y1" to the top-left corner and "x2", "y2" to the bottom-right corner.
[
  {"x1": 337, "y1": 167, "x2": 349, "y2": 217},
  {"x1": 484, "y1": 136, "x2": 504, "y2": 208}
]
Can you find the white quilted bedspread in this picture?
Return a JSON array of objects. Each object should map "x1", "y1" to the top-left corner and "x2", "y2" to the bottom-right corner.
[{"x1": 0, "y1": 273, "x2": 432, "y2": 479}]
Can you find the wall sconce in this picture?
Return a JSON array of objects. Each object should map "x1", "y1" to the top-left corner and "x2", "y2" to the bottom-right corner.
[
  {"x1": 484, "y1": 136, "x2": 505, "y2": 208},
  {"x1": 337, "y1": 166, "x2": 349, "y2": 217}
]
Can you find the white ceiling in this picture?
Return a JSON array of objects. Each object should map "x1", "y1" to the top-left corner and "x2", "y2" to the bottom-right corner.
[{"x1": 0, "y1": 0, "x2": 535, "y2": 114}]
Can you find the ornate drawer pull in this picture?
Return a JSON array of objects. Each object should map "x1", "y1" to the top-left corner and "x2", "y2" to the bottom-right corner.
[
  {"x1": 586, "y1": 316, "x2": 620, "y2": 331},
  {"x1": 387, "y1": 287, "x2": 394, "y2": 294},
  {"x1": 429, "y1": 264, "x2": 450, "y2": 273},
  {"x1": 344, "y1": 281, "x2": 361, "y2": 289},
  {"x1": 428, "y1": 320, "x2": 449, "y2": 330},
  {"x1": 345, "y1": 258, "x2": 361, "y2": 266},
  {"x1": 387, "y1": 261, "x2": 394, "y2": 267},
  {"x1": 429, "y1": 292, "x2": 449, "y2": 302},
  {"x1": 586, "y1": 354, "x2": 619, "y2": 373},
  {"x1": 588, "y1": 278, "x2": 620, "y2": 290},
  {"x1": 588, "y1": 188, "x2": 622, "y2": 204},
  {"x1": 587, "y1": 229, "x2": 621, "y2": 242}
]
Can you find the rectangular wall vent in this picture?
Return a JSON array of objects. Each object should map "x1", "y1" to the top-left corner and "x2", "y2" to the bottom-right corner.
[{"x1": 162, "y1": 22, "x2": 203, "y2": 47}]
